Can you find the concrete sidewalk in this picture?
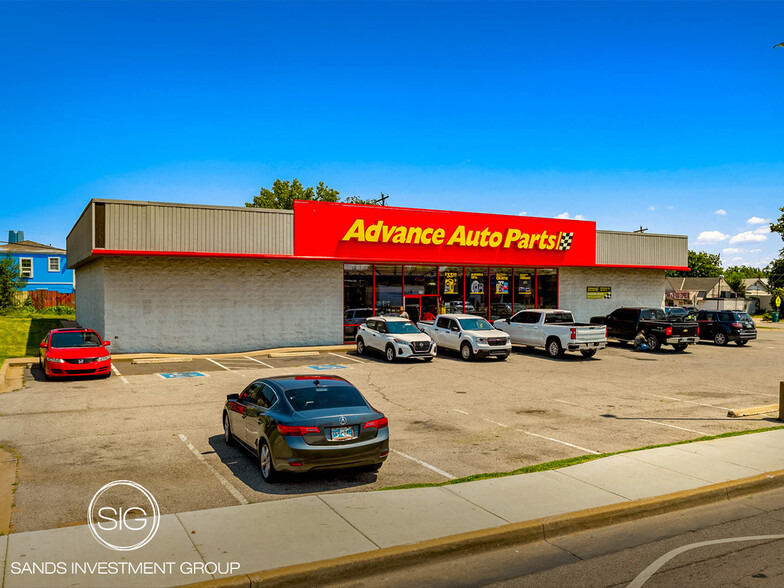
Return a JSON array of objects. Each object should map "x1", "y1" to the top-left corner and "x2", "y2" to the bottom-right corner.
[{"x1": 2, "y1": 430, "x2": 784, "y2": 588}]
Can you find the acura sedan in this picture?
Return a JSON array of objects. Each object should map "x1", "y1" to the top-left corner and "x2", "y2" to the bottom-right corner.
[
  {"x1": 222, "y1": 376, "x2": 389, "y2": 482},
  {"x1": 39, "y1": 328, "x2": 112, "y2": 379}
]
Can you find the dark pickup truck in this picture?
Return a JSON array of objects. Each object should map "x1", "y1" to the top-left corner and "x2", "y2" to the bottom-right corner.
[{"x1": 590, "y1": 307, "x2": 699, "y2": 351}]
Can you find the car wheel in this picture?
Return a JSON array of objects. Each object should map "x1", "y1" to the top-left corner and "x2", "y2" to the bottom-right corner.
[
  {"x1": 714, "y1": 331, "x2": 728, "y2": 346},
  {"x1": 423, "y1": 357, "x2": 433, "y2": 362},
  {"x1": 385, "y1": 345, "x2": 396, "y2": 363},
  {"x1": 259, "y1": 440, "x2": 278, "y2": 483},
  {"x1": 367, "y1": 462, "x2": 383, "y2": 472},
  {"x1": 736, "y1": 340, "x2": 748, "y2": 346},
  {"x1": 42, "y1": 359, "x2": 50, "y2": 381},
  {"x1": 223, "y1": 413, "x2": 235, "y2": 447},
  {"x1": 672, "y1": 343, "x2": 688, "y2": 352},
  {"x1": 460, "y1": 342, "x2": 474, "y2": 361},
  {"x1": 546, "y1": 338, "x2": 564, "y2": 358},
  {"x1": 580, "y1": 349, "x2": 597, "y2": 358},
  {"x1": 646, "y1": 334, "x2": 660, "y2": 352},
  {"x1": 356, "y1": 337, "x2": 365, "y2": 355},
  {"x1": 497, "y1": 352, "x2": 510, "y2": 360}
]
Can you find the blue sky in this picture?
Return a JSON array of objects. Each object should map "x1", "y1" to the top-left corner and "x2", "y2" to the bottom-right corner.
[{"x1": 2, "y1": 1, "x2": 782, "y2": 267}]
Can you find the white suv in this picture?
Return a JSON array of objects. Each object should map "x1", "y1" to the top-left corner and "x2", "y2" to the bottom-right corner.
[{"x1": 356, "y1": 317, "x2": 437, "y2": 362}]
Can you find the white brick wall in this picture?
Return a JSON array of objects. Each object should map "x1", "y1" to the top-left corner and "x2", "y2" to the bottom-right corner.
[
  {"x1": 95, "y1": 257, "x2": 343, "y2": 353},
  {"x1": 559, "y1": 267, "x2": 667, "y2": 323},
  {"x1": 75, "y1": 259, "x2": 105, "y2": 337}
]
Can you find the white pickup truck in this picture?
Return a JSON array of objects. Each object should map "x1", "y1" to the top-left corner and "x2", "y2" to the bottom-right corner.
[
  {"x1": 417, "y1": 313, "x2": 512, "y2": 361},
  {"x1": 493, "y1": 309, "x2": 607, "y2": 358}
]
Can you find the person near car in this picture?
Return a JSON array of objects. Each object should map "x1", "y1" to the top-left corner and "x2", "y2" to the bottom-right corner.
[
  {"x1": 399, "y1": 307, "x2": 410, "y2": 319},
  {"x1": 633, "y1": 330, "x2": 649, "y2": 351},
  {"x1": 423, "y1": 310, "x2": 436, "y2": 321}
]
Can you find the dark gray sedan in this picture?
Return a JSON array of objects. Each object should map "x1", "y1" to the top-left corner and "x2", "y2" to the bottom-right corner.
[{"x1": 222, "y1": 375, "x2": 389, "y2": 482}]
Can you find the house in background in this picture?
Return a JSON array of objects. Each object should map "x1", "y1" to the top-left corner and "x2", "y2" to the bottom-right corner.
[
  {"x1": 742, "y1": 277, "x2": 771, "y2": 314},
  {"x1": 665, "y1": 276, "x2": 745, "y2": 311},
  {"x1": 1, "y1": 230, "x2": 75, "y2": 293}
]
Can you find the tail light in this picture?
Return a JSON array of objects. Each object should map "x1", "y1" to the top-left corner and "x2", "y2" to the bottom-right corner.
[
  {"x1": 605, "y1": 327, "x2": 608, "y2": 338},
  {"x1": 696, "y1": 326, "x2": 700, "y2": 335},
  {"x1": 665, "y1": 326, "x2": 673, "y2": 336},
  {"x1": 570, "y1": 328, "x2": 576, "y2": 340},
  {"x1": 731, "y1": 322, "x2": 741, "y2": 328},
  {"x1": 277, "y1": 424, "x2": 320, "y2": 436},
  {"x1": 364, "y1": 417, "x2": 389, "y2": 429}
]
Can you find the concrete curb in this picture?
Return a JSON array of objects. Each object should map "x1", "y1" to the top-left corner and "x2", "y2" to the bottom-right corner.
[
  {"x1": 728, "y1": 404, "x2": 779, "y2": 417},
  {"x1": 0, "y1": 358, "x2": 33, "y2": 394},
  {"x1": 177, "y1": 469, "x2": 784, "y2": 588}
]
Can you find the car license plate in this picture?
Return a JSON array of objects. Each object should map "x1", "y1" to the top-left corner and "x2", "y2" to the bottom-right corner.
[
  {"x1": 330, "y1": 426, "x2": 354, "y2": 441},
  {"x1": 679, "y1": 338, "x2": 689, "y2": 343},
  {"x1": 491, "y1": 350, "x2": 506, "y2": 355}
]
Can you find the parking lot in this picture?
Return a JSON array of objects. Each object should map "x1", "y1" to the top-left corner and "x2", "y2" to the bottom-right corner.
[{"x1": 2, "y1": 329, "x2": 783, "y2": 533}]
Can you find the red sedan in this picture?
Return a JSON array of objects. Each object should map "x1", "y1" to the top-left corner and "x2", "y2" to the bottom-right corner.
[{"x1": 39, "y1": 328, "x2": 112, "y2": 379}]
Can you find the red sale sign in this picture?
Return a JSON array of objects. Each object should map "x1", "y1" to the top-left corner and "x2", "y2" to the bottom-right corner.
[{"x1": 293, "y1": 201, "x2": 597, "y2": 266}]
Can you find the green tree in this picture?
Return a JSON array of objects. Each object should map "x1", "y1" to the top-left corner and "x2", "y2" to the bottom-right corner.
[
  {"x1": 0, "y1": 255, "x2": 23, "y2": 310},
  {"x1": 767, "y1": 258, "x2": 784, "y2": 291},
  {"x1": 723, "y1": 265, "x2": 768, "y2": 295},
  {"x1": 665, "y1": 250, "x2": 723, "y2": 278},
  {"x1": 245, "y1": 180, "x2": 384, "y2": 209},
  {"x1": 770, "y1": 206, "x2": 784, "y2": 251}
]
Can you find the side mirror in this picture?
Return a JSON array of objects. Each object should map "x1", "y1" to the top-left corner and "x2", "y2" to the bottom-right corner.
[
  {"x1": 104, "y1": 341, "x2": 111, "y2": 346},
  {"x1": 39, "y1": 341, "x2": 47, "y2": 348},
  {"x1": 227, "y1": 393, "x2": 239, "y2": 401}
]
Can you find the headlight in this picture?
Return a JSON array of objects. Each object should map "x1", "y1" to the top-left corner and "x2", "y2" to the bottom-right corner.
[
  {"x1": 476, "y1": 337, "x2": 487, "y2": 344},
  {"x1": 96, "y1": 355, "x2": 111, "y2": 362},
  {"x1": 47, "y1": 357, "x2": 65, "y2": 363},
  {"x1": 393, "y1": 338, "x2": 407, "y2": 344}
]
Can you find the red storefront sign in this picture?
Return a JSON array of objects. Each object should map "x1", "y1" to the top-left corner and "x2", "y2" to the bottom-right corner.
[{"x1": 294, "y1": 201, "x2": 597, "y2": 266}]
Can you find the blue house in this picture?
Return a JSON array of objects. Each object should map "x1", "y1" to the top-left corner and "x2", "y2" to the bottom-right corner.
[{"x1": 1, "y1": 231, "x2": 74, "y2": 293}]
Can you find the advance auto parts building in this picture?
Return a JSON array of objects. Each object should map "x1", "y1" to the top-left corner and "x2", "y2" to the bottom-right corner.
[{"x1": 66, "y1": 199, "x2": 688, "y2": 354}]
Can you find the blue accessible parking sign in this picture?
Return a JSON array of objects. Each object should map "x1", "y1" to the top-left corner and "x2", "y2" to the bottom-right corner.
[
  {"x1": 307, "y1": 365, "x2": 348, "y2": 371},
  {"x1": 157, "y1": 372, "x2": 208, "y2": 379}
]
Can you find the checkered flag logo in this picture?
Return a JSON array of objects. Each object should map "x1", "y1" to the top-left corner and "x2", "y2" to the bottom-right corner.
[{"x1": 558, "y1": 232, "x2": 574, "y2": 251}]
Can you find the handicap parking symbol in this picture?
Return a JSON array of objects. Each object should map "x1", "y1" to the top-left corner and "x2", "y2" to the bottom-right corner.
[
  {"x1": 307, "y1": 365, "x2": 348, "y2": 371},
  {"x1": 157, "y1": 371, "x2": 208, "y2": 379}
]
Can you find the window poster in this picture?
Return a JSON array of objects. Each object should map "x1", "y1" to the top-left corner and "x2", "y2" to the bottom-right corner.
[
  {"x1": 518, "y1": 273, "x2": 532, "y2": 294},
  {"x1": 443, "y1": 271, "x2": 458, "y2": 295},
  {"x1": 495, "y1": 273, "x2": 509, "y2": 294},
  {"x1": 470, "y1": 273, "x2": 485, "y2": 294}
]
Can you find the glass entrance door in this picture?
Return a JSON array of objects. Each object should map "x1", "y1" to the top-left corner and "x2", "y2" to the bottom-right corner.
[{"x1": 403, "y1": 295, "x2": 439, "y2": 324}]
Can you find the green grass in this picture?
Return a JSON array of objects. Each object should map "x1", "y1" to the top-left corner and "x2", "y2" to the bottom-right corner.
[
  {"x1": 0, "y1": 314, "x2": 72, "y2": 367},
  {"x1": 379, "y1": 425, "x2": 784, "y2": 491}
]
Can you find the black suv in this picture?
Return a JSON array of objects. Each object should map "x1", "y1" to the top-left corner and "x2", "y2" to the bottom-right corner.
[{"x1": 696, "y1": 310, "x2": 757, "y2": 346}]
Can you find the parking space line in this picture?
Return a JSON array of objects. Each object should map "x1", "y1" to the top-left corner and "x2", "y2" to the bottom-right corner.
[
  {"x1": 641, "y1": 392, "x2": 730, "y2": 411},
  {"x1": 244, "y1": 356, "x2": 275, "y2": 368},
  {"x1": 391, "y1": 449, "x2": 456, "y2": 480},
  {"x1": 111, "y1": 364, "x2": 129, "y2": 384},
  {"x1": 205, "y1": 357, "x2": 231, "y2": 370},
  {"x1": 553, "y1": 399, "x2": 583, "y2": 407},
  {"x1": 454, "y1": 408, "x2": 600, "y2": 455},
  {"x1": 177, "y1": 434, "x2": 249, "y2": 505},
  {"x1": 638, "y1": 419, "x2": 709, "y2": 436},
  {"x1": 330, "y1": 352, "x2": 365, "y2": 364}
]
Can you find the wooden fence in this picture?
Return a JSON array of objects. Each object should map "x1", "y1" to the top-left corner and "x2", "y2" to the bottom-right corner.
[{"x1": 28, "y1": 290, "x2": 75, "y2": 309}]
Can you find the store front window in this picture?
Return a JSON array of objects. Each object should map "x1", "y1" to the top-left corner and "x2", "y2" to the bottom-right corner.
[
  {"x1": 514, "y1": 269, "x2": 536, "y2": 311},
  {"x1": 439, "y1": 266, "x2": 463, "y2": 314},
  {"x1": 465, "y1": 267, "x2": 488, "y2": 317},
  {"x1": 490, "y1": 267, "x2": 514, "y2": 321},
  {"x1": 374, "y1": 265, "x2": 403, "y2": 316},
  {"x1": 403, "y1": 266, "x2": 438, "y2": 324},
  {"x1": 343, "y1": 264, "x2": 373, "y2": 342},
  {"x1": 537, "y1": 269, "x2": 558, "y2": 308}
]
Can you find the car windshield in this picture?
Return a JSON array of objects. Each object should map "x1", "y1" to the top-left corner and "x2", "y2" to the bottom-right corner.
[
  {"x1": 49, "y1": 332, "x2": 102, "y2": 348},
  {"x1": 354, "y1": 309, "x2": 372, "y2": 318},
  {"x1": 457, "y1": 318, "x2": 494, "y2": 331},
  {"x1": 285, "y1": 386, "x2": 367, "y2": 412},
  {"x1": 386, "y1": 321, "x2": 421, "y2": 334}
]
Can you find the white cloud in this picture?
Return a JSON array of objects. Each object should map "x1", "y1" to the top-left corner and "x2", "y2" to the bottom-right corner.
[
  {"x1": 753, "y1": 225, "x2": 770, "y2": 235},
  {"x1": 648, "y1": 205, "x2": 655, "y2": 211},
  {"x1": 728, "y1": 231, "x2": 768, "y2": 244},
  {"x1": 696, "y1": 230, "x2": 730, "y2": 243},
  {"x1": 555, "y1": 212, "x2": 585, "y2": 220},
  {"x1": 747, "y1": 216, "x2": 769, "y2": 225},
  {"x1": 749, "y1": 248, "x2": 762, "y2": 253},
  {"x1": 722, "y1": 248, "x2": 743, "y2": 255},
  {"x1": 518, "y1": 211, "x2": 527, "y2": 216},
  {"x1": 731, "y1": 256, "x2": 744, "y2": 262},
  {"x1": 714, "y1": 209, "x2": 727, "y2": 216}
]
